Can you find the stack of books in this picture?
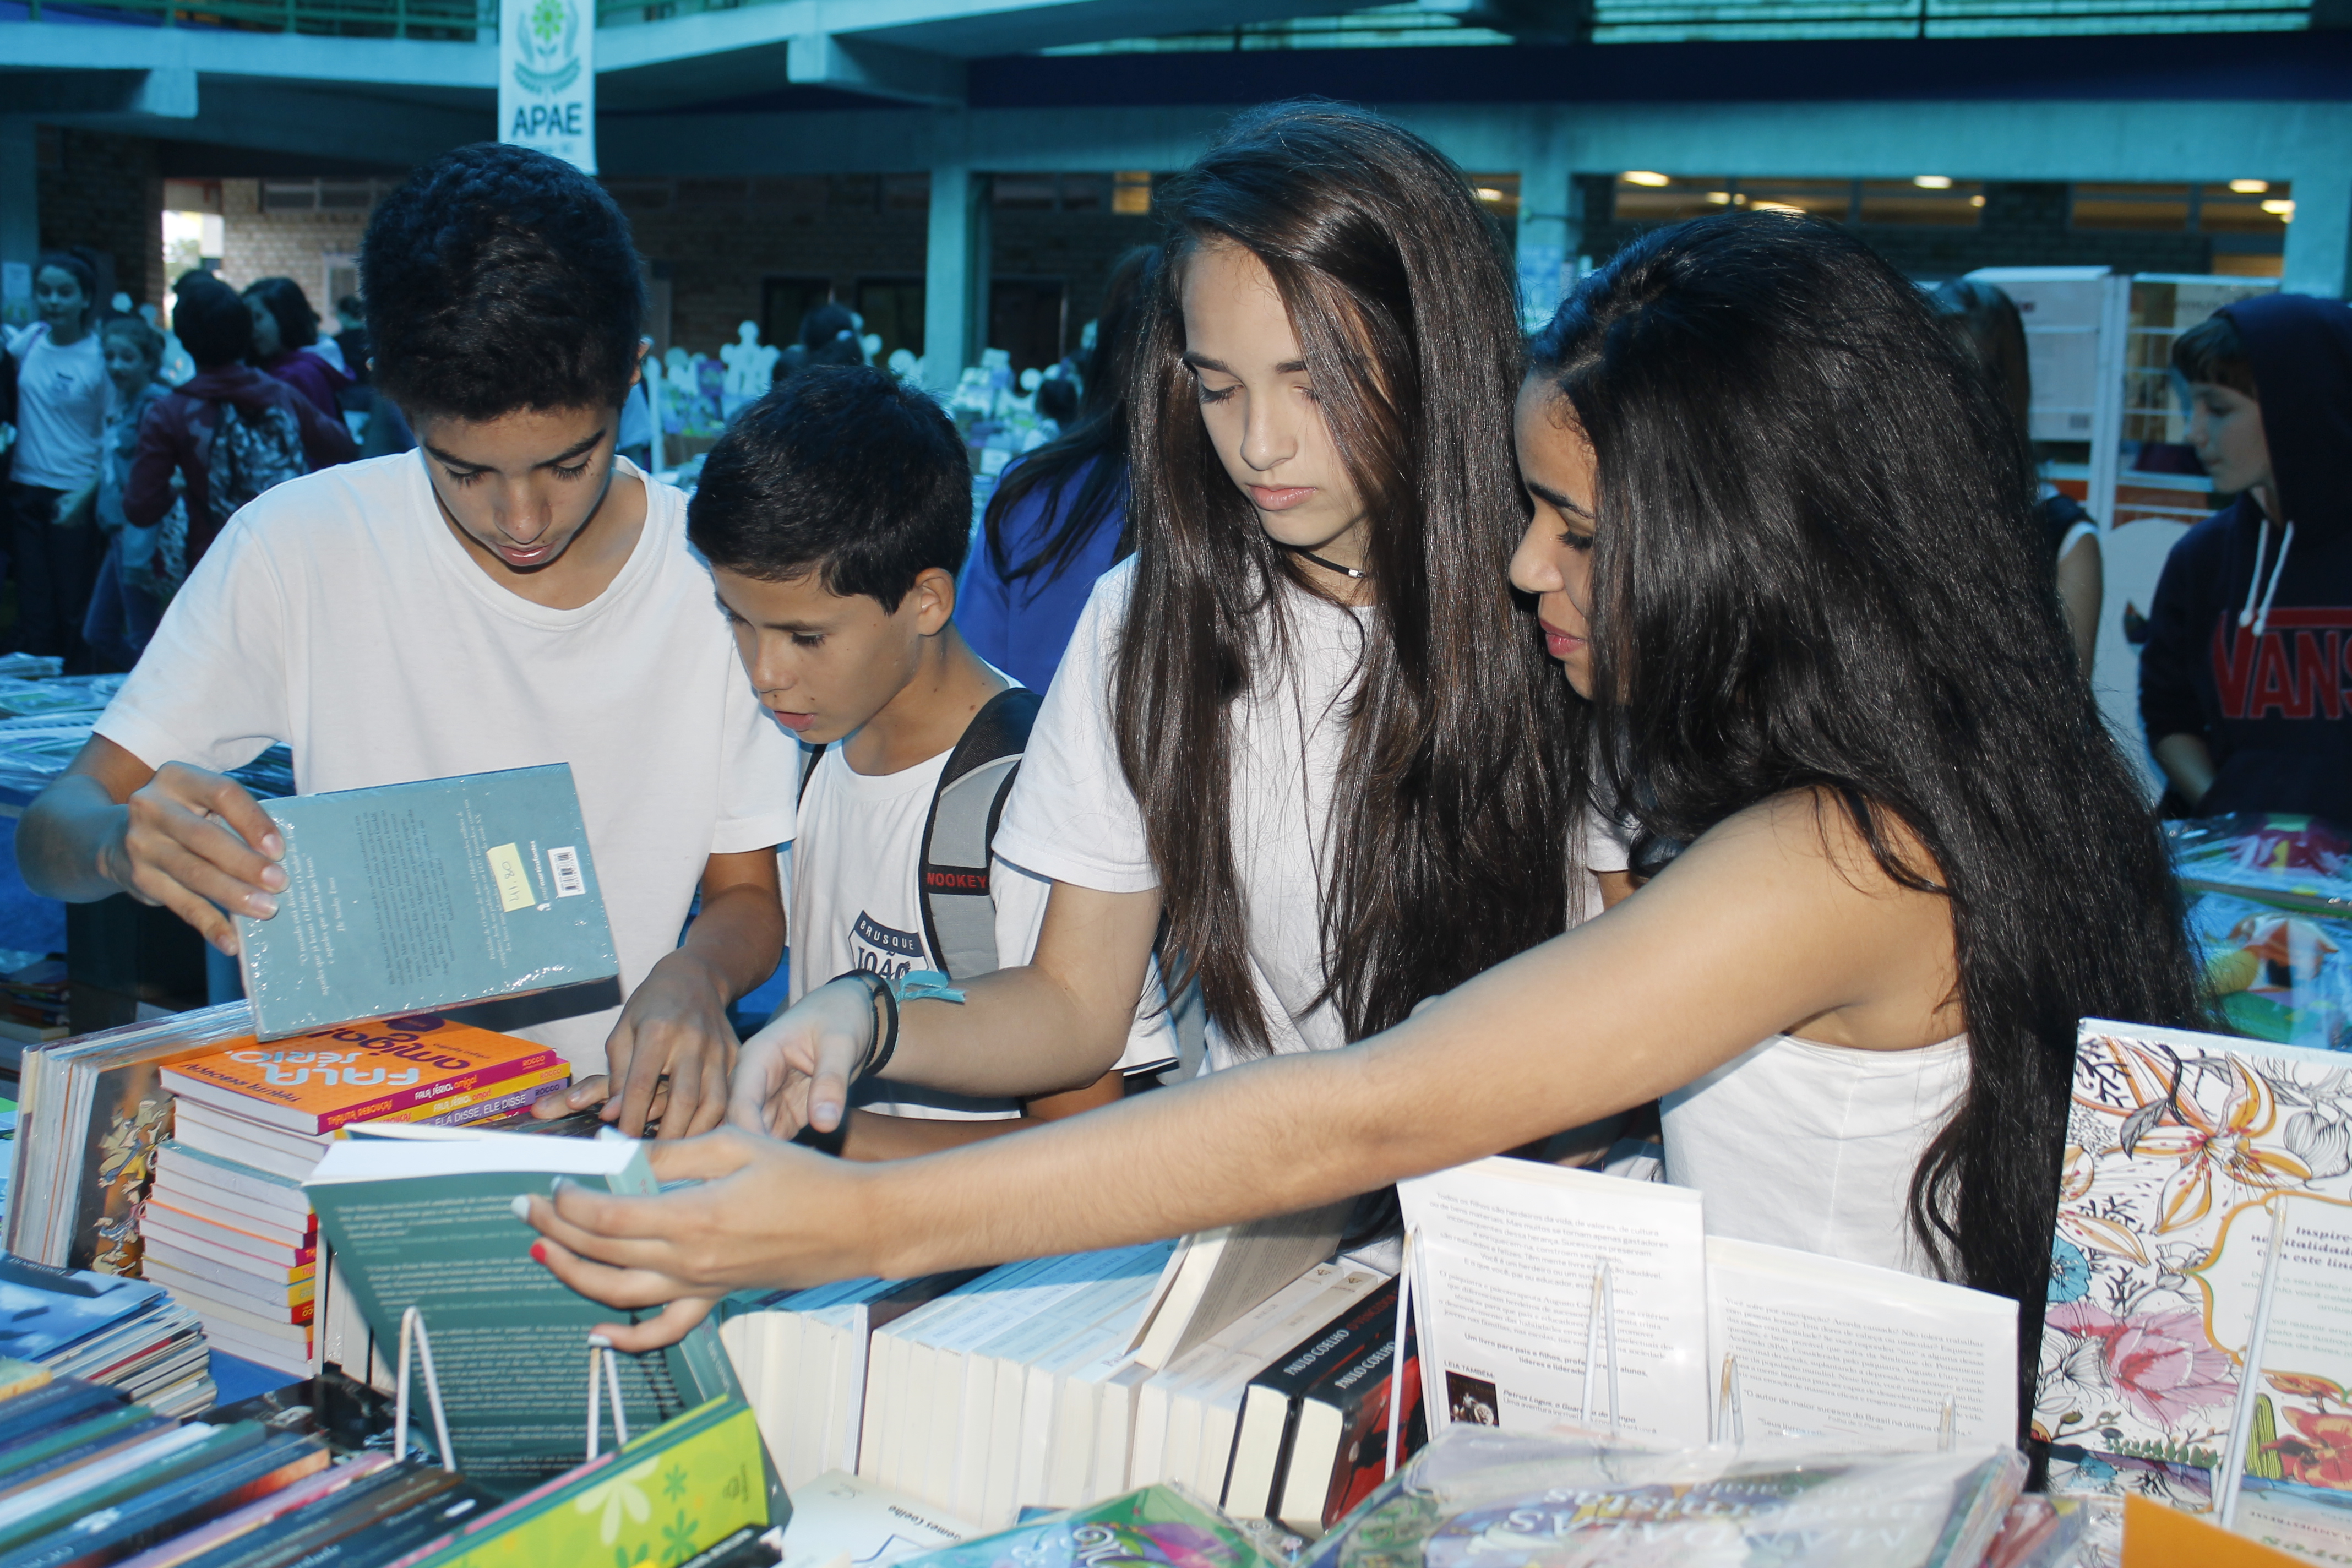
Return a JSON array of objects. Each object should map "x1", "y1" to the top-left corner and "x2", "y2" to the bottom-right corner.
[
  {"x1": 144, "y1": 1015, "x2": 569, "y2": 1380},
  {"x1": 0, "y1": 1254, "x2": 215, "y2": 1416}
]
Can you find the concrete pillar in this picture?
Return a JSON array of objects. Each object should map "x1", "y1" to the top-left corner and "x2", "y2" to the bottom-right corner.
[
  {"x1": 2280, "y1": 170, "x2": 2349, "y2": 300},
  {"x1": 1515, "y1": 123, "x2": 1572, "y2": 332},
  {"x1": 922, "y1": 160, "x2": 990, "y2": 390},
  {"x1": 0, "y1": 119, "x2": 40, "y2": 330}
]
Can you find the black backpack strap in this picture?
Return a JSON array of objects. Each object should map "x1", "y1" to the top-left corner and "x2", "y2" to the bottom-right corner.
[
  {"x1": 796, "y1": 740, "x2": 824, "y2": 807},
  {"x1": 918, "y1": 687, "x2": 1043, "y2": 983}
]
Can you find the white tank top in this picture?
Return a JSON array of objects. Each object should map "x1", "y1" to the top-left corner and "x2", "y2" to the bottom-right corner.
[{"x1": 1660, "y1": 1033, "x2": 1969, "y2": 1277}]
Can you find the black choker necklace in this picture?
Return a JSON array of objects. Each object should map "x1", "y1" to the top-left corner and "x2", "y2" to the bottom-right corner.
[{"x1": 1289, "y1": 546, "x2": 1372, "y2": 581}]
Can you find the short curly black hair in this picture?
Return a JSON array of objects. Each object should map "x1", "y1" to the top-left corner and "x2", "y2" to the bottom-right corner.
[{"x1": 361, "y1": 143, "x2": 645, "y2": 422}]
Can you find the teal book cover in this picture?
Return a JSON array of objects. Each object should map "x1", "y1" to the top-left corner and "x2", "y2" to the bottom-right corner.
[
  {"x1": 304, "y1": 1135, "x2": 756, "y2": 1497},
  {"x1": 234, "y1": 765, "x2": 619, "y2": 1041}
]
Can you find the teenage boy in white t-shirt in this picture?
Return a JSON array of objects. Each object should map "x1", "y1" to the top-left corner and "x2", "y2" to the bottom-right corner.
[
  {"x1": 685, "y1": 364, "x2": 1172, "y2": 1157},
  {"x1": 16, "y1": 144, "x2": 797, "y2": 1140}
]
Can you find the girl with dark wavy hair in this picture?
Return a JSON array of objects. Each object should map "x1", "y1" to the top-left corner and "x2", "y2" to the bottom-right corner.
[{"x1": 529, "y1": 206, "x2": 2198, "y2": 1436}]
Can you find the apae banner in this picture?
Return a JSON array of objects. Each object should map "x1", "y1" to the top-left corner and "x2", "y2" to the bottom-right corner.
[{"x1": 499, "y1": 0, "x2": 595, "y2": 173}]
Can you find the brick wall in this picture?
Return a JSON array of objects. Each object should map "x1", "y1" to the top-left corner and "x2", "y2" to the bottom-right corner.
[
  {"x1": 216, "y1": 181, "x2": 372, "y2": 318},
  {"x1": 1575, "y1": 177, "x2": 2215, "y2": 279},
  {"x1": 35, "y1": 128, "x2": 165, "y2": 311}
]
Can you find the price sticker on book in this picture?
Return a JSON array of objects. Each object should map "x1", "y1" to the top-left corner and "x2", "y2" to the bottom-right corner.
[{"x1": 486, "y1": 842, "x2": 537, "y2": 913}]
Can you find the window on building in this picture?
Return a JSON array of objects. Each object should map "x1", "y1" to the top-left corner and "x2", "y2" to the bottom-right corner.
[
  {"x1": 1611, "y1": 173, "x2": 1985, "y2": 228},
  {"x1": 1858, "y1": 178, "x2": 1985, "y2": 225},
  {"x1": 1469, "y1": 174, "x2": 1521, "y2": 221}
]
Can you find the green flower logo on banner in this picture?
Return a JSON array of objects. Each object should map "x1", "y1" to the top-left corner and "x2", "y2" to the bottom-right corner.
[{"x1": 513, "y1": 0, "x2": 581, "y2": 95}]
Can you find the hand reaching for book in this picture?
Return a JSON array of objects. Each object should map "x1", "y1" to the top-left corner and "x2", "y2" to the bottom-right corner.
[
  {"x1": 542, "y1": 948, "x2": 741, "y2": 1139},
  {"x1": 727, "y1": 976, "x2": 875, "y2": 1137},
  {"x1": 519, "y1": 1128, "x2": 866, "y2": 1351}
]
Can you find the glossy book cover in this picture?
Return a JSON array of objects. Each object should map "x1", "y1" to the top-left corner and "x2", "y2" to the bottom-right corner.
[
  {"x1": 233, "y1": 765, "x2": 619, "y2": 1039},
  {"x1": 162, "y1": 1015, "x2": 562, "y2": 1134}
]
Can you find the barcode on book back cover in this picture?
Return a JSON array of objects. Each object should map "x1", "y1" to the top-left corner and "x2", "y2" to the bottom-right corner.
[{"x1": 549, "y1": 846, "x2": 586, "y2": 898}]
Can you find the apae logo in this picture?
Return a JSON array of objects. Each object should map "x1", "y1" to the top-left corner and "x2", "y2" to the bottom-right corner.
[{"x1": 510, "y1": 0, "x2": 584, "y2": 134}]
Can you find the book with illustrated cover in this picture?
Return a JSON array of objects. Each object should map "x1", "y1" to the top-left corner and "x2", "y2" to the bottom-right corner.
[
  {"x1": 233, "y1": 765, "x2": 618, "y2": 1039},
  {"x1": 2188, "y1": 890, "x2": 2352, "y2": 1054},
  {"x1": 162, "y1": 1015, "x2": 564, "y2": 1136},
  {"x1": 2037, "y1": 1022, "x2": 2352, "y2": 1517},
  {"x1": 8, "y1": 1003, "x2": 259, "y2": 1277},
  {"x1": 397, "y1": 1396, "x2": 778, "y2": 1567}
]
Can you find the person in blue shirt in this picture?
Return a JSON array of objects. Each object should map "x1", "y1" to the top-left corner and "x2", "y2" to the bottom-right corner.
[{"x1": 958, "y1": 247, "x2": 1155, "y2": 693}]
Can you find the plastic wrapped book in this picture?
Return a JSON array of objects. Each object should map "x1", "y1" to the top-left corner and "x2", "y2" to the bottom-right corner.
[
  {"x1": 903, "y1": 1484, "x2": 1278, "y2": 1568},
  {"x1": 1300, "y1": 1429, "x2": 2024, "y2": 1568},
  {"x1": 2172, "y1": 815, "x2": 2352, "y2": 917}
]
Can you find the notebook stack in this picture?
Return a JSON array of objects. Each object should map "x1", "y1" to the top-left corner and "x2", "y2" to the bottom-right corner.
[{"x1": 146, "y1": 1014, "x2": 570, "y2": 1379}]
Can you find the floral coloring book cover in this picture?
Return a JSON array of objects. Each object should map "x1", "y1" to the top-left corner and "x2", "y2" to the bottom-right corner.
[{"x1": 2038, "y1": 1021, "x2": 2352, "y2": 1510}]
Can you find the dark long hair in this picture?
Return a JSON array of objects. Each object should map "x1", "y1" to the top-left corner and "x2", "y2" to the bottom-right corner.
[
  {"x1": 1114, "y1": 101, "x2": 1571, "y2": 1050},
  {"x1": 1530, "y1": 212, "x2": 2202, "y2": 1366},
  {"x1": 982, "y1": 245, "x2": 1157, "y2": 584},
  {"x1": 244, "y1": 277, "x2": 322, "y2": 351}
]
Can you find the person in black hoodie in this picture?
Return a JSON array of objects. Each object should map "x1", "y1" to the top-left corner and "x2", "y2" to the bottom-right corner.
[{"x1": 2141, "y1": 292, "x2": 2352, "y2": 823}]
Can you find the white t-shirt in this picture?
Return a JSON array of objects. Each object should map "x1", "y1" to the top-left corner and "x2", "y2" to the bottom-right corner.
[
  {"x1": 95, "y1": 451, "x2": 799, "y2": 1071},
  {"x1": 994, "y1": 559, "x2": 1366, "y2": 1068},
  {"x1": 10, "y1": 327, "x2": 110, "y2": 489},
  {"x1": 786, "y1": 735, "x2": 1177, "y2": 1120}
]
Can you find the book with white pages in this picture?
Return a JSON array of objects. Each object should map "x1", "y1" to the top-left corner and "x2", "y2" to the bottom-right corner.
[
  {"x1": 957, "y1": 1246, "x2": 1173, "y2": 1526},
  {"x1": 1400, "y1": 1155, "x2": 1711, "y2": 1445},
  {"x1": 865, "y1": 1259, "x2": 1055, "y2": 1497},
  {"x1": 1175, "y1": 1265, "x2": 1388, "y2": 1502},
  {"x1": 1130, "y1": 1261, "x2": 1380, "y2": 1492},
  {"x1": 169, "y1": 1098, "x2": 330, "y2": 1175},
  {"x1": 1013, "y1": 1281, "x2": 1165, "y2": 1517},
  {"x1": 1127, "y1": 1200, "x2": 1353, "y2": 1372},
  {"x1": 923, "y1": 1247, "x2": 1169, "y2": 1514},
  {"x1": 1044, "y1": 1302, "x2": 1166, "y2": 1507},
  {"x1": 1702, "y1": 1235, "x2": 2017, "y2": 1447},
  {"x1": 152, "y1": 1139, "x2": 313, "y2": 1226}
]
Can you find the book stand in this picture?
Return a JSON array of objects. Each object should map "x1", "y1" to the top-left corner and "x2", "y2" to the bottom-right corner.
[
  {"x1": 392, "y1": 1306, "x2": 458, "y2": 1473},
  {"x1": 1578, "y1": 1259, "x2": 1621, "y2": 1439},
  {"x1": 392, "y1": 1309, "x2": 635, "y2": 1472},
  {"x1": 1390, "y1": 1228, "x2": 1628, "y2": 1477},
  {"x1": 1714, "y1": 1354, "x2": 1961, "y2": 1451},
  {"x1": 586, "y1": 1333, "x2": 631, "y2": 1459}
]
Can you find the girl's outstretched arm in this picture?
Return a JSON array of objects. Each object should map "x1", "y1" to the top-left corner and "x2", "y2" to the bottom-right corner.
[{"x1": 524, "y1": 791, "x2": 1961, "y2": 1351}]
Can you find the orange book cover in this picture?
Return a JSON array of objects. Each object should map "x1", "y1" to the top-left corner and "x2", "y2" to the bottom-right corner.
[{"x1": 159, "y1": 1012, "x2": 563, "y2": 1135}]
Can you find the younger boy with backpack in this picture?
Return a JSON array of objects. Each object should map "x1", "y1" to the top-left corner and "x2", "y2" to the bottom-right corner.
[
  {"x1": 686, "y1": 365, "x2": 1173, "y2": 1155},
  {"x1": 124, "y1": 273, "x2": 355, "y2": 569}
]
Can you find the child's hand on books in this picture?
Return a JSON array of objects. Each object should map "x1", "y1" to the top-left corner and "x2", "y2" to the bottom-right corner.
[
  {"x1": 102, "y1": 763, "x2": 287, "y2": 955},
  {"x1": 519, "y1": 1126, "x2": 865, "y2": 1350},
  {"x1": 727, "y1": 977, "x2": 876, "y2": 1137},
  {"x1": 542, "y1": 950, "x2": 742, "y2": 1139}
]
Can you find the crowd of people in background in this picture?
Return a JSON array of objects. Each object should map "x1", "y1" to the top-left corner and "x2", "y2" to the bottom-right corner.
[{"x1": 0, "y1": 251, "x2": 360, "y2": 673}]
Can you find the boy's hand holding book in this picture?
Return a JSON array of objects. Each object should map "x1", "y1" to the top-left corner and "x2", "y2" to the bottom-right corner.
[{"x1": 96, "y1": 756, "x2": 285, "y2": 956}]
